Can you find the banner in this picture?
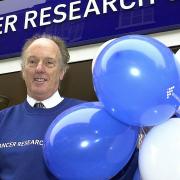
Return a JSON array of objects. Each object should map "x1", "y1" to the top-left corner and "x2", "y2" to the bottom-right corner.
[{"x1": 0, "y1": 0, "x2": 179, "y2": 59}]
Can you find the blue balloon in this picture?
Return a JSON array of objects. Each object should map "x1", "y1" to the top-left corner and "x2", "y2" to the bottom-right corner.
[
  {"x1": 175, "y1": 106, "x2": 180, "y2": 117},
  {"x1": 93, "y1": 35, "x2": 180, "y2": 126},
  {"x1": 133, "y1": 168, "x2": 141, "y2": 180},
  {"x1": 43, "y1": 102, "x2": 139, "y2": 180}
]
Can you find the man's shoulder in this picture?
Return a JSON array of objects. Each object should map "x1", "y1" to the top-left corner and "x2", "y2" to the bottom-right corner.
[
  {"x1": 0, "y1": 101, "x2": 25, "y2": 116},
  {"x1": 63, "y1": 97, "x2": 86, "y2": 105},
  {"x1": 58, "y1": 97, "x2": 86, "y2": 112}
]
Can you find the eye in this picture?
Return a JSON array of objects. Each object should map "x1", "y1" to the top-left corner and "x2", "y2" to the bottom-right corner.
[
  {"x1": 47, "y1": 61, "x2": 53, "y2": 64},
  {"x1": 45, "y1": 59, "x2": 56, "y2": 67},
  {"x1": 26, "y1": 57, "x2": 38, "y2": 67},
  {"x1": 29, "y1": 60, "x2": 36, "y2": 64}
]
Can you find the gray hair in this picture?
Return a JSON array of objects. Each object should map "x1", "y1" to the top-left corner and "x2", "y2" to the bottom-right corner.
[{"x1": 21, "y1": 34, "x2": 70, "y2": 72}]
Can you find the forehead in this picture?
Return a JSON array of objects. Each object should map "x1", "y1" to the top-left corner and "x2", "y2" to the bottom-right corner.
[{"x1": 25, "y1": 38, "x2": 60, "y2": 58}]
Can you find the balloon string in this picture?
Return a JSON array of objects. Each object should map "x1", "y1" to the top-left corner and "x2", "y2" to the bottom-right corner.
[
  {"x1": 172, "y1": 92, "x2": 180, "y2": 104},
  {"x1": 141, "y1": 127, "x2": 146, "y2": 136},
  {"x1": 138, "y1": 127, "x2": 146, "y2": 149}
]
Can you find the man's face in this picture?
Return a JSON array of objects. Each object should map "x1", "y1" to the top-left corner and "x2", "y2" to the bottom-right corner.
[{"x1": 22, "y1": 38, "x2": 64, "y2": 101}]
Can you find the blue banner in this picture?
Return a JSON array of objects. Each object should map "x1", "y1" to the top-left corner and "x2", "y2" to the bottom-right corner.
[{"x1": 0, "y1": 0, "x2": 179, "y2": 59}]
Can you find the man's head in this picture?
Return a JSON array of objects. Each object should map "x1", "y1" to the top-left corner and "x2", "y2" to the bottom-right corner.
[{"x1": 21, "y1": 34, "x2": 69, "y2": 101}]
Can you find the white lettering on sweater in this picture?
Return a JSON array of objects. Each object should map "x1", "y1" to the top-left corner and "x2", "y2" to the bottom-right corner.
[{"x1": 0, "y1": 139, "x2": 43, "y2": 149}]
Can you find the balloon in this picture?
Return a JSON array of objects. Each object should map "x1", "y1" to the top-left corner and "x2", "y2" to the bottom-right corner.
[
  {"x1": 175, "y1": 49, "x2": 180, "y2": 78},
  {"x1": 139, "y1": 118, "x2": 180, "y2": 180},
  {"x1": 92, "y1": 39, "x2": 114, "y2": 72},
  {"x1": 176, "y1": 108, "x2": 180, "y2": 117},
  {"x1": 133, "y1": 168, "x2": 141, "y2": 180},
  {"x1": 175, "y1": 50, "x2": 180, "y2": 116},
  {"x1": 43, "y1": 102, "x2": 139, "y2": 180},
  {"x1": 93, "y1": 35, "x2": 180, "y2": 126}
]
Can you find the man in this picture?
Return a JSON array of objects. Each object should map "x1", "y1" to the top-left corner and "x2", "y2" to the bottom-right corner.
[{"x1": 0, "y1": 34, "x2": 83, "y2": 180}]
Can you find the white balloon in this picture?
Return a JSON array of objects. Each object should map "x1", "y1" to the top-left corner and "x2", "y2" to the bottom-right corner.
[
  {"x1": 176, "y1": 49, "x2": 180, "y2": 59},
  {"x1": 139, "y1": 118, "x2": 180, "y2": 180},
  {"x1": 175, "y1": 50, "x2": 180, "y2": 114},
  {"x1": 175, "y1": 49, "x2": 180, "y2": 77}
]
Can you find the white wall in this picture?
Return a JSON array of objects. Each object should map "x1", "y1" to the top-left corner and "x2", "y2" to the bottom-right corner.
[{"x1": 0, "y1": 29, "x2": 180, "y2": 75}]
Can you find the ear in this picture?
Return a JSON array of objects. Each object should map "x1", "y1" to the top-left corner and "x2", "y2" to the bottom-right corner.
[
  {"x1": 21, "y1": 64, "x2": 25, "y2": 80},
  {"x1": 59, "y1": 69, "x2": 65, "y2": 81}
]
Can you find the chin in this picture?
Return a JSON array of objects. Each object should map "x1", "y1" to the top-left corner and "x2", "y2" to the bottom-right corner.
[{"x1": 31, "y1": 89, "x2": 48, "y2": 98}]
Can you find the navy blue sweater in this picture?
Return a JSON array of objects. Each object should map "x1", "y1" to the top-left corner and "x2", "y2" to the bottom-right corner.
[{"x1": 0, "y1": 98, "x2": 83, "y2": 180}]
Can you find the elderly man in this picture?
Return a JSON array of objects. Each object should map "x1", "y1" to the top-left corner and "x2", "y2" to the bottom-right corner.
[{"x1": 0, "y1": 34, "x2": 83, "y2": 180}]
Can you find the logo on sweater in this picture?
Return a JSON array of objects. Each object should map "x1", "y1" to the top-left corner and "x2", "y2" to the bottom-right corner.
[{"x1": 0, "y1": 139, "x2": 43, "y2": 149}]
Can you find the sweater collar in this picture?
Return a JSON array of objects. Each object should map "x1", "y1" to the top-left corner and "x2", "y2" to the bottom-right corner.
[{"x1": 26, "y1": 91, "x2": 64, "y2": 108}]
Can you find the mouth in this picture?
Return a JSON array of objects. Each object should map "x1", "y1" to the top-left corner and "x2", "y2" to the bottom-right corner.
[{"x1": 34, "y1": 78, "x2": 47, "y2": 83}]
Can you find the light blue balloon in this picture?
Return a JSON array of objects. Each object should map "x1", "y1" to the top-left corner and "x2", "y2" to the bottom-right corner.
[
  {"x1": 93, "y1": 35, "x2": 180, "y2": 126},
  {"x1": 43, "y1": 102, "x2": 139, "y2": 180}
]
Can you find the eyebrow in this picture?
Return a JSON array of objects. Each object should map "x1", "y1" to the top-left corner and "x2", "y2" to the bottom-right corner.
[
  {"x1": 44, "y1": 57, "x2": 56, "y2": 61},
  {"x1": 27, "y1": 56, "x2": 37, "y2": 60},
  {"x1": 27, "y1": 56, "x2": 56, "y2": 61}
]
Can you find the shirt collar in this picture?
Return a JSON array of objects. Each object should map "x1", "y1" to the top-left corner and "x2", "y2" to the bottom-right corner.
[{"x1": 27, "y1": 91, "x2": 64, "y2": 108}]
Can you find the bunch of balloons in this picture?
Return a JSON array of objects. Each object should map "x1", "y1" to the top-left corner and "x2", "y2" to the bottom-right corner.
[
  {"x1": 43, "y1": 35, "x2": 180, "y2": 180},
  {"x1": 136, "y1": 49, "x2": 180, "y2": 180},
  {"x1": 92, "y1": 35, "x2": 180, "y2": 179}
]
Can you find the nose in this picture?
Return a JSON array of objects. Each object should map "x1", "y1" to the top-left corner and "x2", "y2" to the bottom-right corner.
[{"x1": 35, "y1": 62, "x2": 45, "y2": 73}]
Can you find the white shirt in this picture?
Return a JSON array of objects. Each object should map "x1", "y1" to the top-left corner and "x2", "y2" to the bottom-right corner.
[{"x1": 27, "y1": 91, "x2": 64, "y2": 108}]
